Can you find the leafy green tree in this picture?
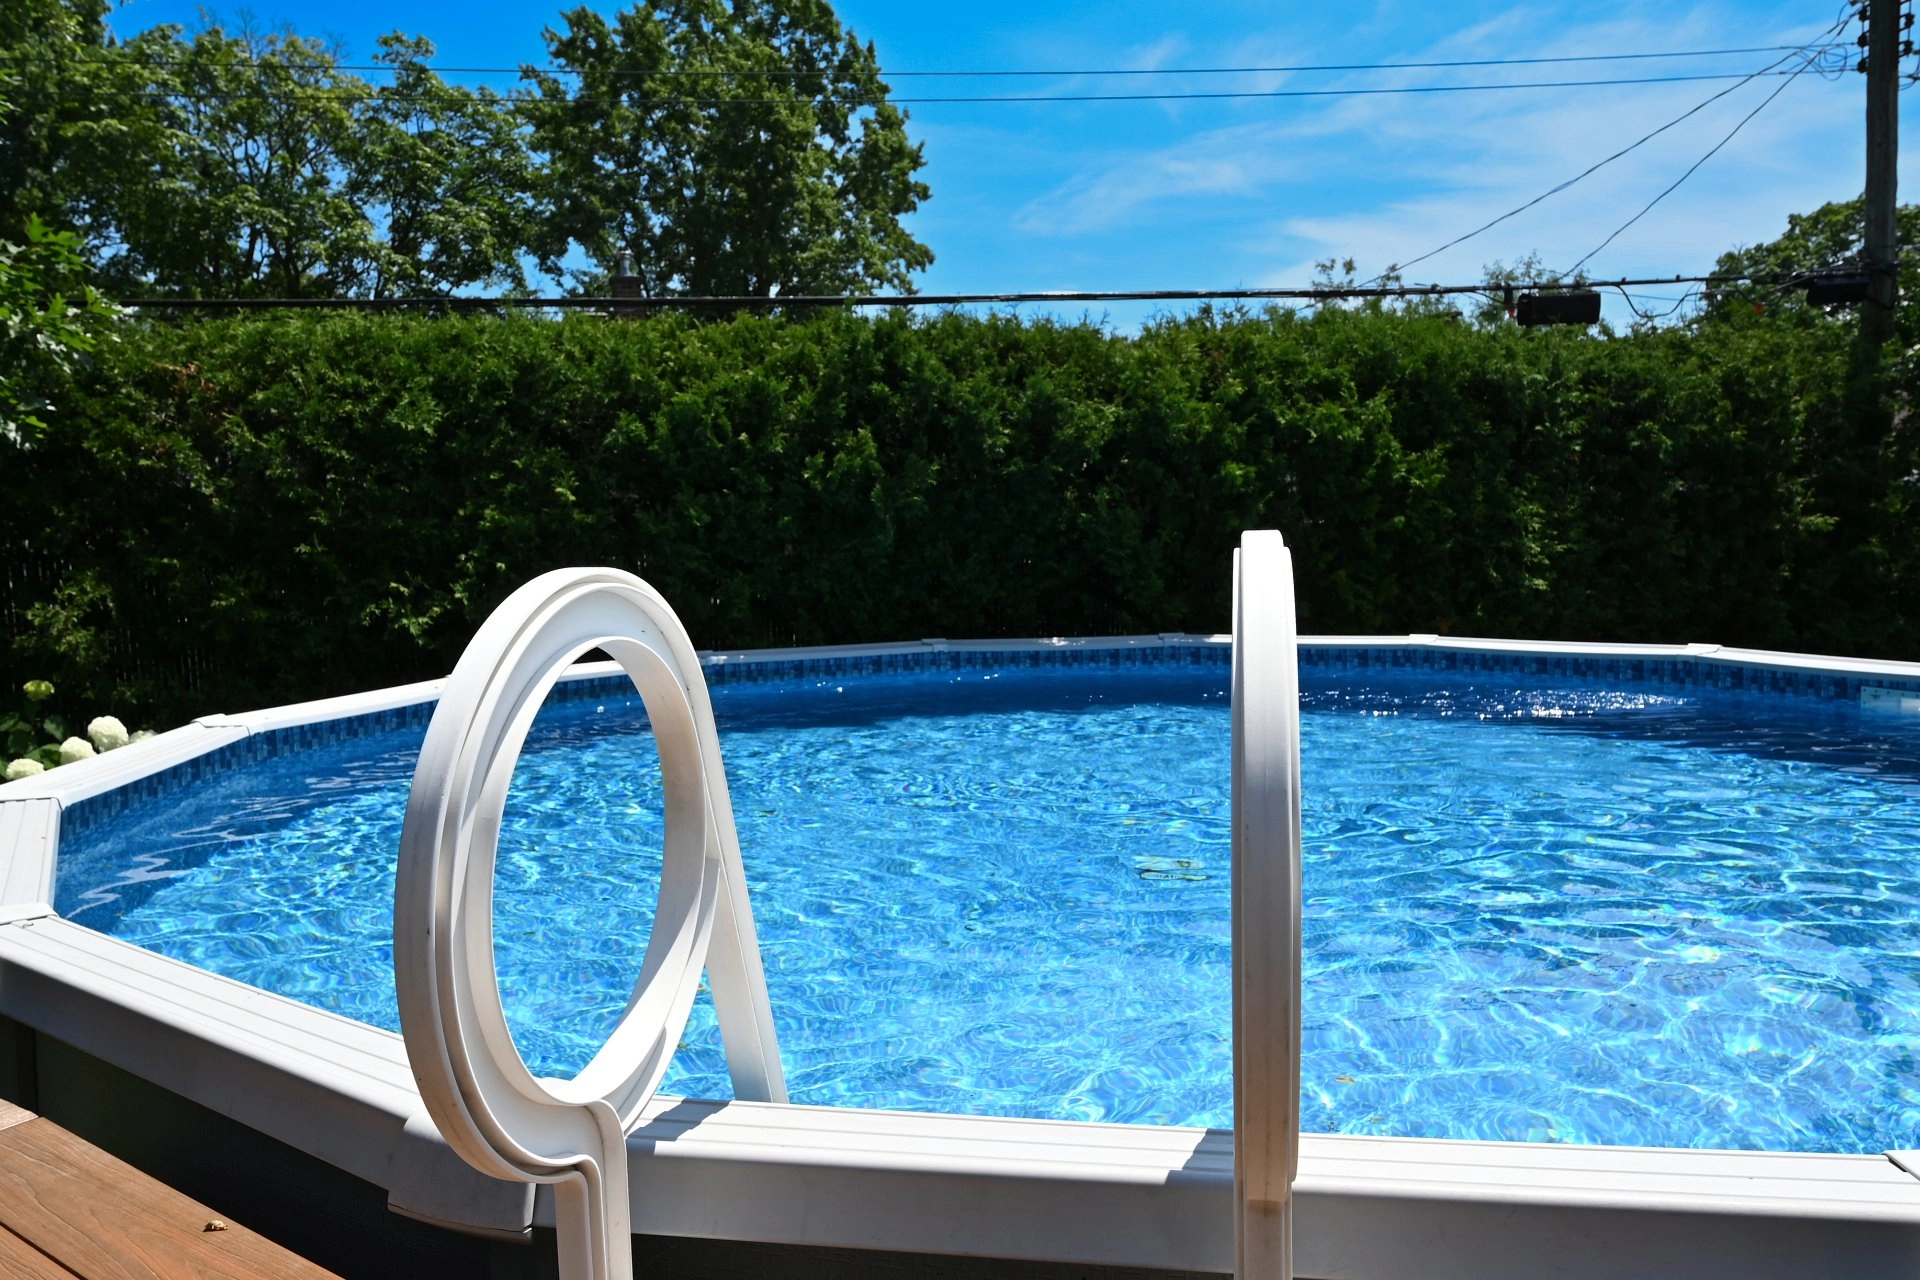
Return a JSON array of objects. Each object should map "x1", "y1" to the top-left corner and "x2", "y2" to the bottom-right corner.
[
  {"x1": 98, "y1": 24, "x2": 376, "y2": 297},
  {"x1": 1702, "y1": 197, "x2": 1920, "y2": 660},
  {"x1": 0, "y1": 214, "x2": 120, "y2": 445},
  {"x1": 0, "y1": 0, "x2": 93, "y2": 234},
  {"x1": 0, "y1": 0, "x2": 105, "y2": 234},
  {"x1": 1704, "y1": 196, "x2": 1920, "y2": 339},
  {"x1": 521, "y1": 0, "x2": 932, "y2": 296},
  {"x1": 128, "y1": 25, "x2": 539, "y2": 298},
  {"x1": 6, "y1": 9, "x2": 536, "y2": 298},
  {"x1": 7, "y1": 0, "x2": 931, "y2": 300},
  {"x1": 0, "y1": 0, "x2": 167, "y2": 251},
  {"x1": 343, "y1": 34, "x2": 536, "y2": 297},
  {"x1": 4, "y1": 17, "x2": 377, "y2": 298}
]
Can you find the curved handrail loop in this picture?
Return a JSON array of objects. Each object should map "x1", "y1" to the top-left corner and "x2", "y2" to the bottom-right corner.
[
  {"x1": 1232, "y1": 530, "x2": 1303, "y2": 1280},
  {"x1": 395, "y1": 568, "x2": 785, "y2": 1280}
]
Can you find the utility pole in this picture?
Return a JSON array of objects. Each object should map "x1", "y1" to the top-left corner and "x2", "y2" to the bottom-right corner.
[{"x1": 1863, "y1": 0, "x2": 1901, "y2": 344}]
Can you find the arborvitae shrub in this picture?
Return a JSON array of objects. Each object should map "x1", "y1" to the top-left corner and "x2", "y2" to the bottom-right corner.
[{"x1": 4, "y1": 306, "x2": 1910, "y2": 727}]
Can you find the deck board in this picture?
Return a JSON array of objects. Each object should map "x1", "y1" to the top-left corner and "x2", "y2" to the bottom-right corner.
[
  {"x1": 0, "y1": 1110, "x2": 337, "y2": 1280},
  {"x1": 0, "y1": 1102, "x2": 34, "y2": 1134},
  {"x1": 0, "y1": 1222, "x2": 80, "y2": 1280}
]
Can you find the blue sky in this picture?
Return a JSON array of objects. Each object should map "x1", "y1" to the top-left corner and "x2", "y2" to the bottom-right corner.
[{"x1": 104, "y1": 0, "x2": 1904, "y2": 326}]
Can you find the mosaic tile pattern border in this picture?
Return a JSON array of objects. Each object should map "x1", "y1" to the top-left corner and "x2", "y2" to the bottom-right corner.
[
  {"x1": 59, "y1": 736, "x2": 272, "y2": 840},
  {"x1": 53, "y1": 642, "x2": 1920, "y2": 832},
  {"x1": 1299, "y1": 646, "x2": 1920, "y2": 701},
  {"x1": 61, "y1": 705, "x2": 442, "y2": 839},
  {"x1": 698, "y1": 644, "x2": 1229, "y2": 687},
  {"x1": 253, "y1": 704, "x2": 437, "y2": 754}
]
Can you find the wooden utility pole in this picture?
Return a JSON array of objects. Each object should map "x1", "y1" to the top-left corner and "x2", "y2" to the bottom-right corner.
[{"x1": 1864, "y1": 0, "x2": 1900, "y2": 344}]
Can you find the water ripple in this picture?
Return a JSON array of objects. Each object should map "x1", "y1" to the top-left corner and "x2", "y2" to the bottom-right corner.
[{"x1": 52, "y1": 665, "x2": 1920, "y2": 1153}]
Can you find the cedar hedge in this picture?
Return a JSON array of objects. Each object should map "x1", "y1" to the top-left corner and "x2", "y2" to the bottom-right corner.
[{"x1": 5, "y1": 306, "x2": 1915, "y2": 728}]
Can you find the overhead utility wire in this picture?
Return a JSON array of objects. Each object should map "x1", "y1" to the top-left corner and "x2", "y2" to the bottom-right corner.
[
  {"x1": 1369, "y1": 21, "x2": 1849, "y2": 285},
  {"x1": 95, "y1": 67, "x2": 1841, "y2": 107},
  {"x1": 1563, "y1": 23, "x2": 1842, "y2": 274},
  {"x1": 1612, "y1": 284, "x2": 1702, "y2": 322},
  {"x1": 114, "y1": 271, "x2": 1795, "y2": 312},
  {"x1": 1, "y1": 43, "x2": 1811, "y2": 77},
  {"x1": 1372, "y1": 44, "x2": 1821, "y2": 281}
]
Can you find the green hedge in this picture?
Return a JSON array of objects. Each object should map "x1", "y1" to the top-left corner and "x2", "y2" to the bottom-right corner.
[{"x1": 5, "y1": 306, "x2": 1915, "y2": 728}]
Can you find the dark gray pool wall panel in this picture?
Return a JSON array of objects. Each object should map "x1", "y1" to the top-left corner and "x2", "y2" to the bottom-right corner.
[
  {"x1": 9, "y1": 1019, "x2": 1917, "y2": 1280},
  {"x1": 0, "y1": 1015, "x2": 535, "y2": 1280},
  {"x1": 0, "y1": 1016, "x2": 1233, "y2": 1280},
  {"x1": 9, "y1": 1020, "x2": 1918, "y2": 1280},
  {"x1": 0, "y1": 914, "x2": 535, "y2": 1239}
]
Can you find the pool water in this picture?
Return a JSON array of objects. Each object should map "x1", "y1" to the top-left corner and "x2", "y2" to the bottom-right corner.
[{"x1": 54, "y1": 663, "x2": 1920, "y2": 1152}]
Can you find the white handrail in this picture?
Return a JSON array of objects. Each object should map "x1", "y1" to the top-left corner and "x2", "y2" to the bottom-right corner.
[
  {"x1": 394, "y1": 568, "x2": 785, "y2": 1280},
  {"x1": 1232, "y1": 530, "x2": 1303, "y2": 1280},
  {"x1": 396, "y1": 552, "x2": 1299, "y2": 1279}
]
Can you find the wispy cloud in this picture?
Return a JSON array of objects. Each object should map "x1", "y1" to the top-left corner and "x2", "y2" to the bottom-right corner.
[
  {"x1": 1264, "y1": 55, "x2": 1865, "y2": 283},
  {"x1": 1003, "y1": 3, "x2": 1874, "y2": 287},
  {"x1": 1120, "y1": 32, "x2": 1190, "y2": 72},
  {"x1": 1012, "y1": 120, "x2": 1298, "y2": 234}
]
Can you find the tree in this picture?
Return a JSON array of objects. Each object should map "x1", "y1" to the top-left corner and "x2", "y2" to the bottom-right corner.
[
  {"x1": 0, "y1": 214, "x2": 120, "y2": 446},
  {"x1": 122, "y1": 25, "x2": 538, "y2": 298},
  {"x1": 1703, "y1": 196, "x2": 1920, "y2": 341},
  {"x1": 5, "y1": 0, "x2": 933, "y2": 299},
  {"x1": 1303, "y1": 253, "x2": 1593, "y2": 327},
  {"x1": 4, "y1": 7, "x2": 536, "y2": 298},
  {"x1": 97, "y1": 24, "x2": 374, "y2": 297},
  {"x1": 0, "y1": 0, "x2": 166, "y2": 251},
  {"x1": 342, "y1": 34, "x2": 536, "y2": 298},
  {"x1": 521, "y1": 0, "x2": 932, "y2": 296},
  {"x1": 1702, "y1": 197, "x2": 1920, "y2": 661}
]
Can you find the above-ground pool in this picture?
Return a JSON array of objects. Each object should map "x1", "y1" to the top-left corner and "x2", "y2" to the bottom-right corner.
[{"x1": 52, "y1": 654, "x2": 1920, "y2": 1155}]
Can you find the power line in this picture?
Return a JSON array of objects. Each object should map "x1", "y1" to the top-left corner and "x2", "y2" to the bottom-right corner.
[
  {"x1": 420, "y1": 44, "x2": 1847, "y2": 77},
  {"x1": 112, "y1": 270, "x2": 1789, "y2": 312},
  {"x1": 1372, "y1": 43, "x2": 1830, "y2": 282},
  {"x1": 1612, "y1": 284, "x2": 1703, "y2": 322},
  {"x1": 0, "y1": 43, "x2": 1822, "y2": 78},
  {"x1": 1564, "y1": 31, "x2": 1835, "y2": 274},
  {"x1": 1369, "y1": 21, "x2": 1850, "y2": 284},
  {"x1": 86, "y1": 67, "x2": 1846, "y2": 108}
]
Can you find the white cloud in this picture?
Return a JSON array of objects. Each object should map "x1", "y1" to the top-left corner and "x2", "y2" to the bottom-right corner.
[
  {"x1": 1262, "y1": 66, "x2": 1871, "y2": 285},
  {"x1": 1013, "y1": 120, "x2": 1298, "y2": 234},
  {"x1": 1120, "y1": 31, "x2": 1190, "y2": 72},
  {"x1": 1004, "y1": 3, "x2": 1875, "y2": 287}
]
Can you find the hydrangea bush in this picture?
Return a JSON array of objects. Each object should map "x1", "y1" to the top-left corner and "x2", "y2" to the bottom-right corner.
[{"x1": 1, "y1": 683, "x2": 150, "y2": 782}]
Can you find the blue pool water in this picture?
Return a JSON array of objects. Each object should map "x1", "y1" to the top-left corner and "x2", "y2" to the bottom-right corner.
[{"x1": 54, "y1": 662, "x2": 1920, "y2": 1152}]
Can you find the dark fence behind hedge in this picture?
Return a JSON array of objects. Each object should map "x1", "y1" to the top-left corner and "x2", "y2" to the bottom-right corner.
[{"x1": 5, "y1": 306, "x2": 1916, "y2": 728}]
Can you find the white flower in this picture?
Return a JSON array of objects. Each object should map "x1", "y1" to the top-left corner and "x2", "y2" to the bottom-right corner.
[
  {"x1": 3, "y1": 758, "x2": 44, "y2": 781},
  {"x1": 87, "y1": 715, "x2": 130, "y2": 753},
  {"x1": 129, "y1": 729, "x2": 156, "y2": 744},
  {"x1": 58, "y1": 737, "x2": 96, "y2": 764}
]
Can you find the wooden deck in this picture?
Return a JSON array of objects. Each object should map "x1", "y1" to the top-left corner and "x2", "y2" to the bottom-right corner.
[{"x1": 0, "y1": 1100, "x2": 338, "y2": 1280}]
